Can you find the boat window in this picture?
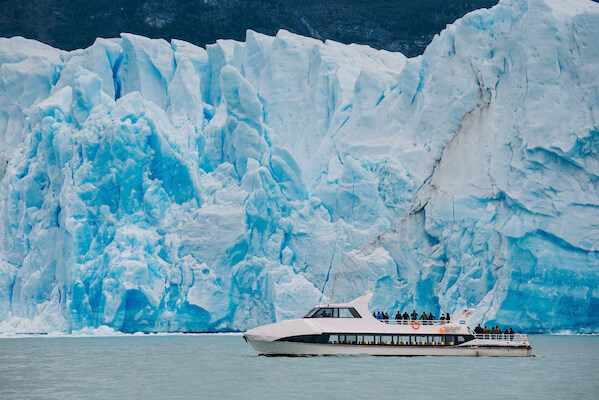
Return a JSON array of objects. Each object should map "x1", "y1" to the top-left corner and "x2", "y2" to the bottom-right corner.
[
  {"x1": 277, "y1": 334, "x2": 330, "y2": 343},
  {"x1": 339, "y1": 308, "x2": 361, "y2": 318},
  {"x1": 303, "y1": 308, "x2": 318, "y2": 318},
  {"x1": 381, "y1": 335, "x2": 392, "y2": 344},
  {"x1": 305, "y1": 307, "x2": 361, "y2": 318},
  {"x1": 309, "y1": 308, "x2": 334, "y2": 318},
  {"x1": 349, "y1": 308, "x2": 361, "y2": 318}
]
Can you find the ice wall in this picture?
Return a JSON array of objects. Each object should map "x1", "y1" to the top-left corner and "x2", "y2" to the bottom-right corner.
[{"x1": 0, "y1": 0, "x2": 598, "y2": 333}]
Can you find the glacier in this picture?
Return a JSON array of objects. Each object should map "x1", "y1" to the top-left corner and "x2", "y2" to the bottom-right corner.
[{"x1": 0, "y1": 0, "x2": 598, "y2": 334}]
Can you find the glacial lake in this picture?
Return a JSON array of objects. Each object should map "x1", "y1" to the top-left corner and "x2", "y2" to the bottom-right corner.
[{"x1": 0, "y1": 334, "x2": 597, "y2": 399}]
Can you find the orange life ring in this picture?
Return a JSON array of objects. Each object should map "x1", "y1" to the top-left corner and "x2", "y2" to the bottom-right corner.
[
  {"x1": 439, "y1": 327, "x2": 446, "y2": 334},
  {"x1": 412, "y1": 321, "x2": 420, "y2": 330}
]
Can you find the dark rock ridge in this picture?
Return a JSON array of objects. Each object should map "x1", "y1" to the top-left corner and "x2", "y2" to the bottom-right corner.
[{"x1": 1, "y1": 0, "x2": 500, "y2": 57}]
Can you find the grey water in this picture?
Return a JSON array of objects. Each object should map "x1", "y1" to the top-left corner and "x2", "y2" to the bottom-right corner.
[{"x1": 0, "y1": 335, "x2": 597, "y2": 400}]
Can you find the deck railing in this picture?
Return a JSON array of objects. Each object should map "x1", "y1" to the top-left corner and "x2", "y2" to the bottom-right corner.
[
  {"x1": 381, "y1": 319, "x2": 449, "y2": 325},
  {"x1": 474, "y1": 333, "x2": 528, "y2": 342}
]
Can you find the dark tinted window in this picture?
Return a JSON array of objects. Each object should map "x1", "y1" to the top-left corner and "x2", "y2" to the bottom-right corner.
[
  {"x1": 303, "y1": 308, "x2": 318, "y2": 318},
  {"x1": 310, "y1": 308, "x2": 334, "y2": 318},
  {"x1": 278, "y1": 334, "x2": 330, "y2": 343},
  {"x1": 305, "y1": 307, "x2": 361, "y2": 318}
]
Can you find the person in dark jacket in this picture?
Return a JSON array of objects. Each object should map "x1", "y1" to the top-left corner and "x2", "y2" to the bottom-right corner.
[
  {"x1": 411, "y1": 310, "x2": 418, "y2": 320},
  {"x1": 446, "y1": 312, "x2": 450, "y2": 321},
  {"x1": 395, "y1": 311, "x2": 401, "y2": 320},
  {"x1": 474, "y1": 324, "x2": 483, "y2": 334}
]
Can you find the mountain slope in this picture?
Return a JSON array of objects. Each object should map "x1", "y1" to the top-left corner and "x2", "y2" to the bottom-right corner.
[{"x1": 0, "y1": 0, "x2": 499, "y2": 57}]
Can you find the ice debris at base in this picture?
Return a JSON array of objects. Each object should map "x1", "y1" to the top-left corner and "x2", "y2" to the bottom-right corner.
[{"x1": 0, "y1": 0, "x2": 598, "y2": 334}]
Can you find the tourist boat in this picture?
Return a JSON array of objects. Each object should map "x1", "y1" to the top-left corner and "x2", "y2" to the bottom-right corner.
[{"x1": 243, "y1": 293, "x2": 531, "y2": 356}]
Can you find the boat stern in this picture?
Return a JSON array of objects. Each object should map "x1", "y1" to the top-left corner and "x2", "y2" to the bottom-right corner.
[{"x1": 466, "y1": 333, "x2": 532, "y2": 357}]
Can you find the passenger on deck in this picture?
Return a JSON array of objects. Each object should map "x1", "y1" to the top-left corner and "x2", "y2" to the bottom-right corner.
[
  {"x1": 383, "y1": 312, "x2": 389, "y2": 320},
  {"x1": 509, "y1": 328, "x2": 515, "y2": 335},
  {"x1": 395, "y1": 311, "x2": 401, "y2": 320},
  {"x1": 420, "y1": 312, "x2": 428, "y2": 324},
  {"x1": 504, "y1": 328, "x2": 509, "y2": 335},
  {"x1": 474, "y1": 324, "x2": 483, "y2": 334},
  {"x1": 402, "y1": 311, "x2": 409, "y2": 321},
  {"x1": 440, "y1": 314, "x2": 446, "y2": 321},
  {"x1": 377, "y1": 311, "x2": 382, "y2": 320},
  {"x1": 411, "y1": 310, "x2": 418, "y2": 320},
  {"x1": 429, "y1": 313, "x2": 436, "y2": 321},
  {"x1": 373, "y1": 312, "x2": 377, "y2": 318},
  {"x1": 483, "y1": 326, "x2": 490, "y2": 334},
  {"x1": 446, "y1": 312, "x2": 450, "y2": 321}
]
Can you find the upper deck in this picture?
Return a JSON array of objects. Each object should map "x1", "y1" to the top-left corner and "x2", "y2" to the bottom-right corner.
[{"x1": 303, "y1": 293, "x2": 473, "y2": 336}]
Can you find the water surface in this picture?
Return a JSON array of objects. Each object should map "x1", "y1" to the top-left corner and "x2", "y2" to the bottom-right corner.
[{"x1": 0, "y1": 335, "x2": 597, "y2": 399}]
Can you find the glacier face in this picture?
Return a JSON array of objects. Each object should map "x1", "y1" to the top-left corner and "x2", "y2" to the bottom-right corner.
[{"x1": 0, "y1": 0, "x2": 598, "y2": 334}]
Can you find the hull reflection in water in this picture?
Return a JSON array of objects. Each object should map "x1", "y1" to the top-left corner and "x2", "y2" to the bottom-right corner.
[{"x1": 243, "y1": 293, "x2": 532, "y2": 357}]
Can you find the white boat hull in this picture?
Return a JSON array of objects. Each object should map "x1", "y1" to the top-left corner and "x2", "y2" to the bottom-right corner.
[{"x1": 246, "y1": 337, "x2": 531, "y2": 357}]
